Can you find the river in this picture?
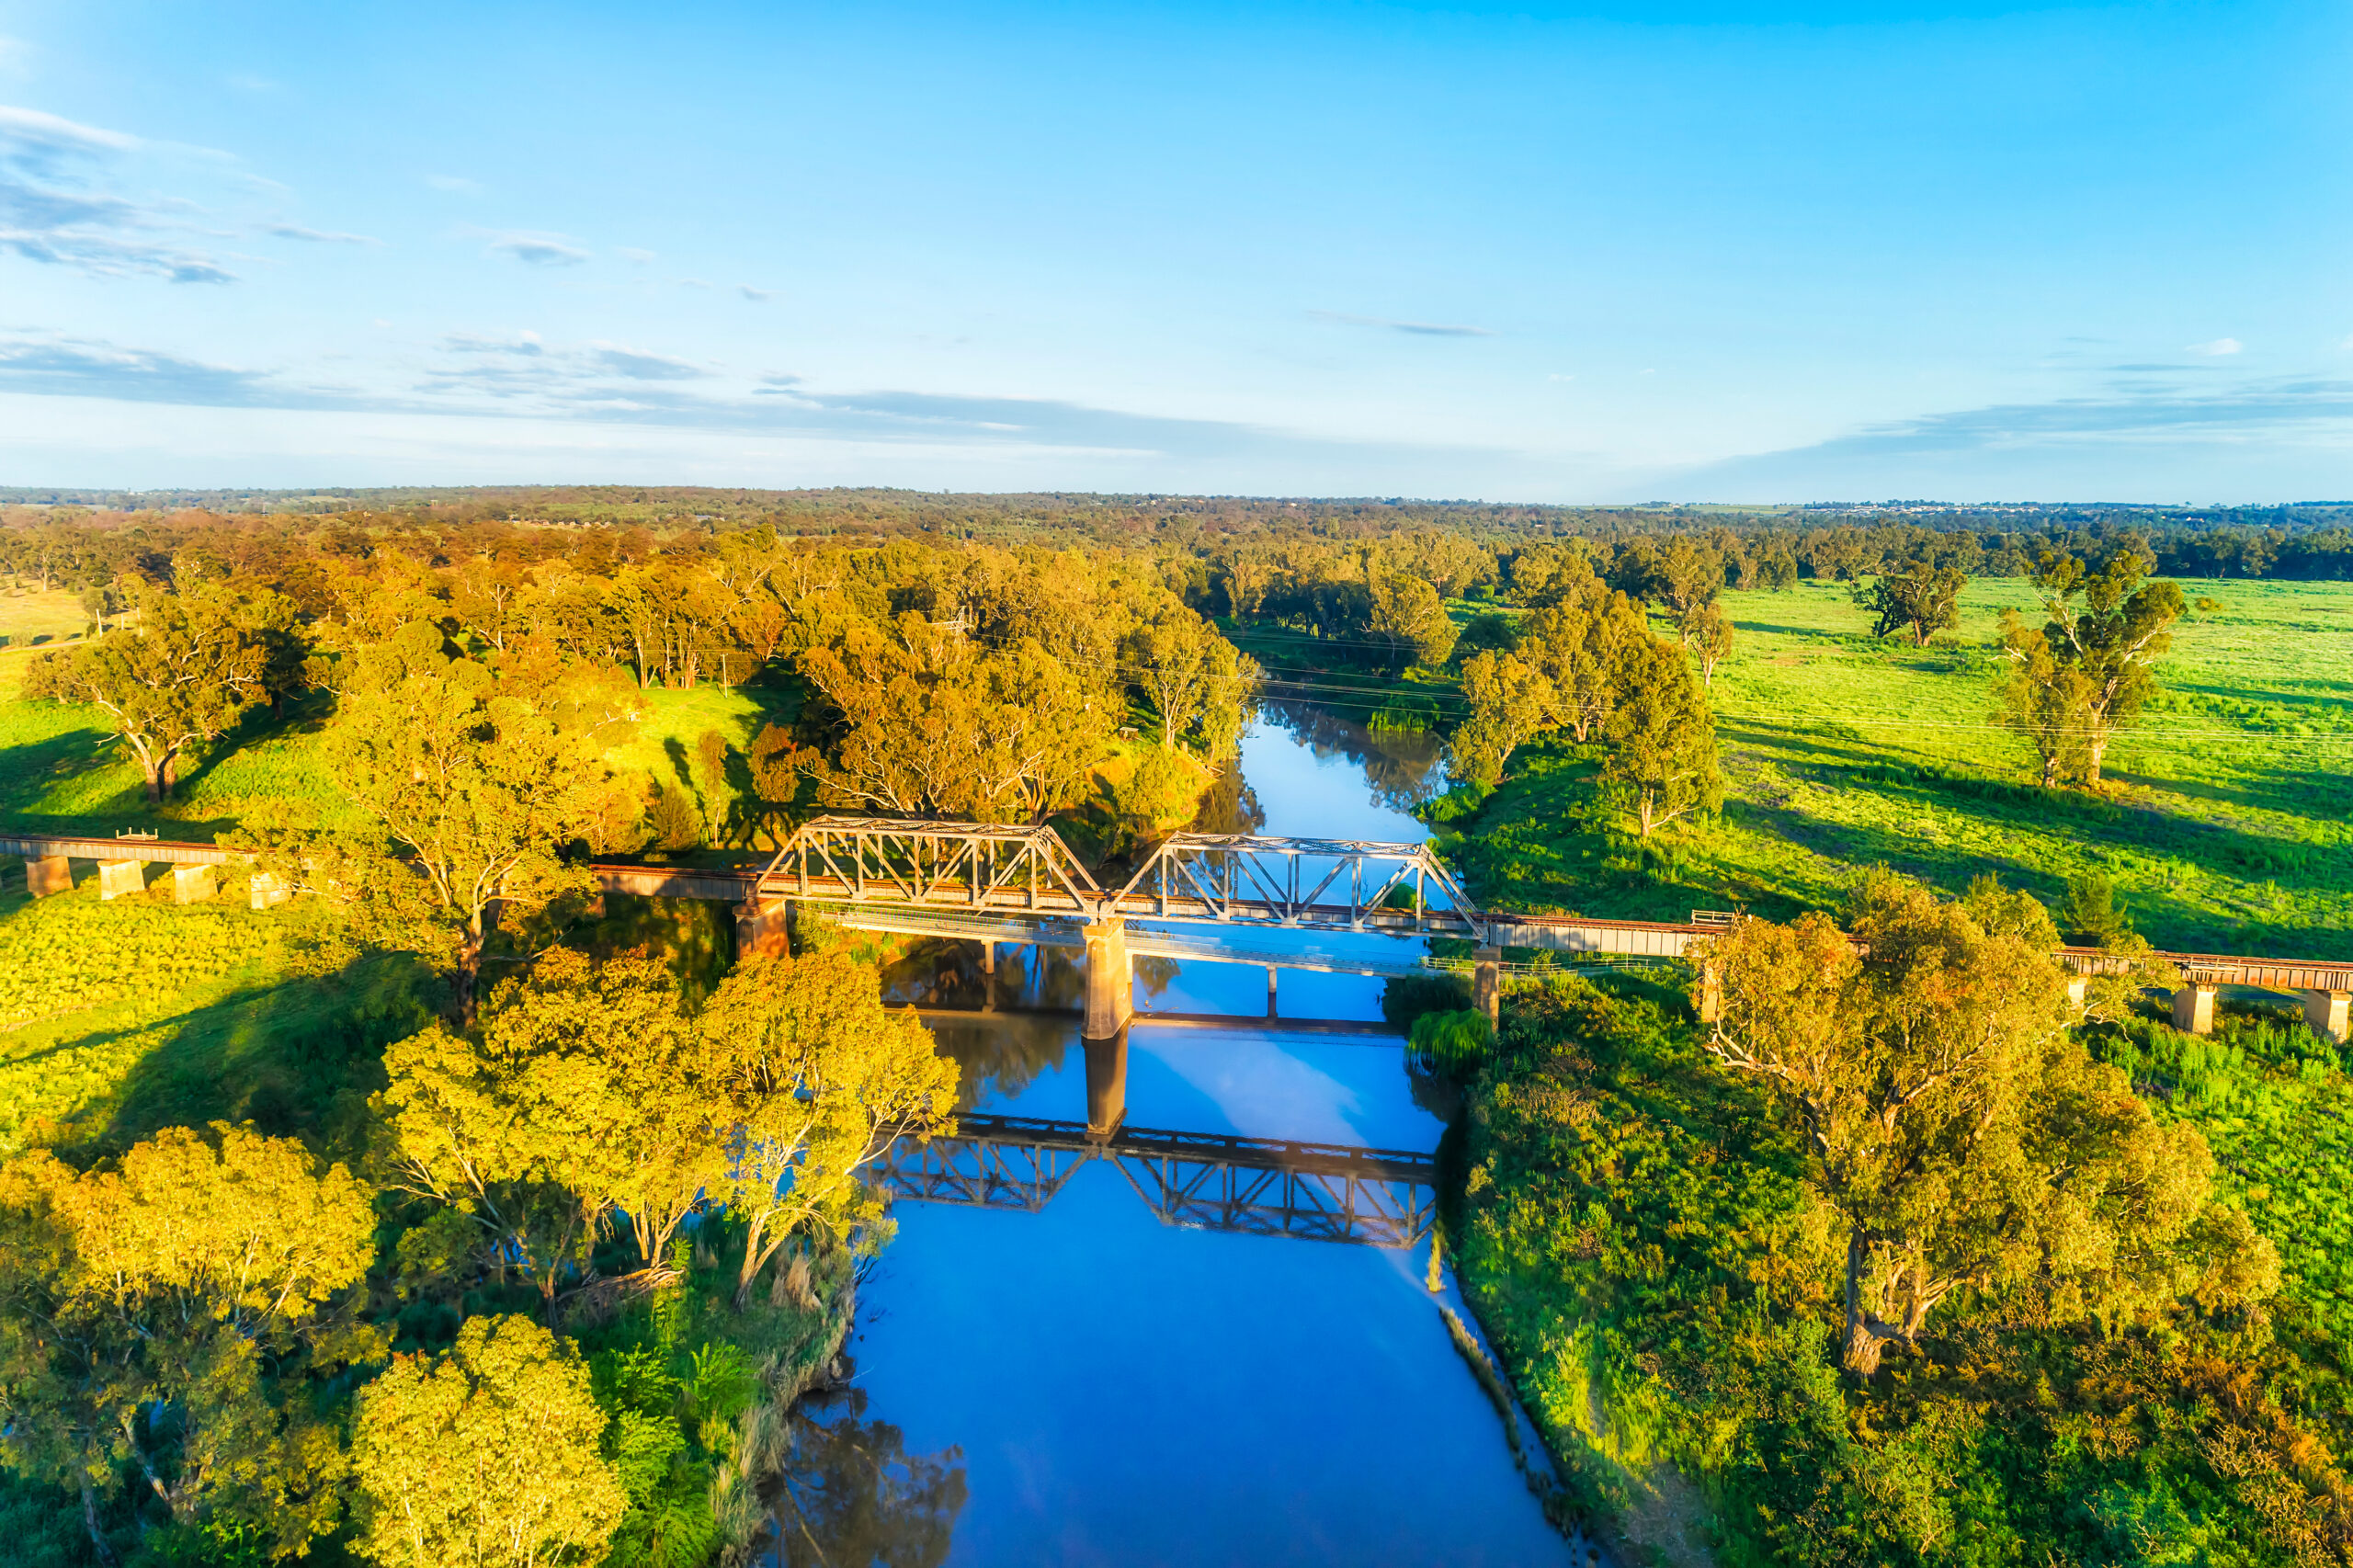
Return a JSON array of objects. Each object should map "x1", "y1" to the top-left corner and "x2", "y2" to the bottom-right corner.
[{"x1": 764, "y1": 711, "x2": 1570, "y2": 1567}]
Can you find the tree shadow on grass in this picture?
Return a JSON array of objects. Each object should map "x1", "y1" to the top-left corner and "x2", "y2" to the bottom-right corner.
[{"x1": 83, "y1": 950, "x2": 438, "y2": 1161}]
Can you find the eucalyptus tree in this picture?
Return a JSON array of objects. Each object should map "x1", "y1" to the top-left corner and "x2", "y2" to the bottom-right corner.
[
  {"x1": 1699, "y1": 875, "x2": 2275, "y2": 1378},
  {"x1": 24, "y1": 587, "x2": 267, "y2": 800}
]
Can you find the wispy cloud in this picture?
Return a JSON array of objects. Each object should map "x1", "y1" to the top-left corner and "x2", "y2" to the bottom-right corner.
[
  {"x1": 486, "y1": 232, "x2": 586, "y2": 267},
  {"x1": 264, "y1": 222, "x2": 381, "y2": 245},
  {"x1": 2187, "y1": 336, "x2": 2244, "y2": 357},
  {"x1": 618, "y1": 246, "x2": 655, "y2": 263},
  {"x1": 739, "y1": 284, "x2": 774, "y2": 302},
  {"x1": 426, "y1": 174, "x2": 481, "y2": 195},
  {"x1": 0, "y1": 103, "x2": 238, "y2": 281},
  {"x1": 1310, "y1": 309, "x2": 1495, "y2": 338},
  {"x1": 0, "y1": 335, "x2": 343, "y2": 406},
  {"x1": 1679, "y1": 373, "x2": 2353, "y2": 498},
  {"x1": 589, "y1": 345, "x2": 704, "y2": 381}
]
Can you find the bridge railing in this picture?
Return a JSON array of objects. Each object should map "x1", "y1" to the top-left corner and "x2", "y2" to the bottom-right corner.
[{"x1": 1105, "y1": 832, "x2": 1483, "y2": 935}]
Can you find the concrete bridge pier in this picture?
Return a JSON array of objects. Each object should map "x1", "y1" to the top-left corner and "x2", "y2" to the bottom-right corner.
[
  {"x1": 2173, "y1": 983, "x2": 2219, "y2": 1036},
  {"x1": 1473, "y1": 947, "x2": 1501, "y2": 1024},
  {"x1": 734, "y1": 894, "x2": 791, "y2": 961},
  {"x1": 97, "y1": 859, "x2": 146, "y2": 901},
  {"x1": 1082, "y1": 921, "x2": 1132, "y2": 1139},
  {"x1": 27, "y1": 855, "x2": 71, "y2": 898},
  {"x1": 1267, "y1": 966, "x2": 1279, "y2": 1020},
  {"x1": 1083, "y1": 920, "x2": 1132, "y2": 1041},
  {"x1": 2307, "y1": 990, "x2": 2351, "y2": 1045},
  {"x1": 172, "y1": 865, "x2": 215, "y2": 904},
  {"x1": 1084, "y1": 1026, "x2": 1129, "y2": 1140}
]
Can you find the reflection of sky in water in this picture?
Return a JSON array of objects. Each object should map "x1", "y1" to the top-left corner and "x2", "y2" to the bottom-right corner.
[
  {"x1": 847, "y1": 719, "x2": 1563, "y2": 1566},
  {"x1": 1235, "y1": 721, "x2": 1428, "y2": 843}
]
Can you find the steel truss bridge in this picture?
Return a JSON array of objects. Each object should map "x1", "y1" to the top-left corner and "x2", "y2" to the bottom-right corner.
[
  {"x1": 10, "y1": 822, "x2": 2352, "y2": 1022},
  {"x1": 875, "y1": 1113, "x2": 1438, "y2": 1249},
  {"x1": 755, "y1": 816, "x2": 1483, "y2": 938}
]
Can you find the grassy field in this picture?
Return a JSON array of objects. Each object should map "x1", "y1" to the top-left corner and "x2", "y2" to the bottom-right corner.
[
  {"x1": 0, "y1": 874, "x2": 437, "y2": 1158},
  {"x1": 1436, "y1": 577, "x2": 2353, "y2": 958},
  {"x1": 0, "y1": 586, "x2": 87, "y2": 648}
]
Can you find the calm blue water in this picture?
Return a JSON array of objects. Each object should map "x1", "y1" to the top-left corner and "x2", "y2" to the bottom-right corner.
[{"x1": 798, "y1": 717, "x2": 1564, "y2": 1566}]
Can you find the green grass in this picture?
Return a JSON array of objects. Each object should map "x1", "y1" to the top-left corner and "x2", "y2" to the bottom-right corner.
[
  {"x1": 0, "y1": 587, "x2": 86, "y2": 647},
  {"x1": 1437, "y1": 578, "x2": 2353, "y2": 958},
  {"x1": 0, "y1": 876, "x2": 437, "y2": 1158}
]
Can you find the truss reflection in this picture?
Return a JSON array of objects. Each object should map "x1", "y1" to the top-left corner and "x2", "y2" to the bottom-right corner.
[{"x1": 877, "y1": 1113, "x2": 1437, "y2": 1249}]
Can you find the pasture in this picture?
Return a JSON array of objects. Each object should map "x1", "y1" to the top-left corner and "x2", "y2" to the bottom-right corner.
[{"x1": 1438, "y1": 577, "x2": 2353, "y2": 957}]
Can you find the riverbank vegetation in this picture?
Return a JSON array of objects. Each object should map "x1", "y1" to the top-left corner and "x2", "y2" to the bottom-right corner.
[
  {"x1": 0, "y1": 861, "x2": 957, "y2": 1565},
  {"x1": 1454, "y1": 893, "x2": 2353, "y2": 1565}
]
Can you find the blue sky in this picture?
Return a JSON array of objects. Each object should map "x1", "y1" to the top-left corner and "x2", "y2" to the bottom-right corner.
[{"x1": 0, "y1": 0, "x2": 2346, "y2": 501}]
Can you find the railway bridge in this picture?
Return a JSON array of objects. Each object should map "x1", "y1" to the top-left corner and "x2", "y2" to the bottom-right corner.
[{"x1": 9, "y1": 815, "x2": 2350, "y2": 1129}]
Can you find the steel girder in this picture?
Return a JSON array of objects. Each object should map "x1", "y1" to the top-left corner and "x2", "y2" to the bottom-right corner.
[
  {"x1": 758, "y1": 815, "x2": 1103, "y2": 916},
  {"x1": 1104, "y1": 832, "x2": 1483, "y2": 936}
]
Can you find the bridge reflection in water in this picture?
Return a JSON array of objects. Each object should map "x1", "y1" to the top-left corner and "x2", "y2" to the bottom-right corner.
[{"x1": 877, "y1": 1112, "x2": 1438, "y2": 1249}]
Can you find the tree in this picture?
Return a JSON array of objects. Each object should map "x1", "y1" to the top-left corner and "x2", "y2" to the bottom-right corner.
[
  {"x1": 1854, "y1": 562, "x2": 1965, "y2": 646},
  {"x1": 2000, "y1": 552, "x2": 2183, "y2": 789},
  {"x1": 1601, "y1": 638, "x2": 1722, "y2": 837},
  {"x1": 699, "y1": 951, "x2": 960, "y2": 1305},
  {"x1": 2059, "y1": 870, "x2": 2131, "y2": 946},
  {"x1": 349, "y1": 1314, "x2": 626, "y2": 1568},
  {"x1": 381, "y1": 949, "x2": 723, "y2": 1298},
  {"x1": 381, "y1": 948, "x2": 956, "y2": 1311},
  {"x1": 265, "y1": 627, "x2": 643, "y2": 1025},
  {"x1": 1698, "y1": 876, "x2": 2277, "y2": 1378},
  {"x1": 24, "y1": 588, "x2": 266, "y2": 800},
  {"x1": 689, "y1": 728, "x2": 735, "y2": 845},
  {"x1": 1368, "y1": 573, "x2": 1459, "y2": 670},
  {"x1": 1449, "y1": 651, "x2": 1553, "y2": 788},
  {"x1": 0, "y1": 1125, "x2": 377, "y2": 1561},
  {"x1": 1518, "y1": 571, "x2": 1647, "y2": 743},
  {"x1": 1679, "y1": 600, "x2": 1734, "y2": 687},
  {"x1": 1125, "y1": 606, "x2": 1254, "y2": 759}
]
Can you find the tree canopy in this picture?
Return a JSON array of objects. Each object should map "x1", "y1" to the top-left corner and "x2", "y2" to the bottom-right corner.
[
  {"x1": 263, "y1": 624, "x2": 644, "y2": 1023},
  {"x1": 1698, "y1": 874, "x2": 2276, "y2": 1377},
  {"x1": 24, "y1": 588, "x2": 267, "y2": 800},
  {"x1": 2000, "y1": 551, "x2": 2184, "y2": 789},
  {"x1": 349, "y1": 1313, "x2": 626, "y2": 1568}
]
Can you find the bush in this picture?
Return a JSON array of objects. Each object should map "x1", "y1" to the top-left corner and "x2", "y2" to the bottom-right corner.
[{"x1": 1407, "y1": 1007, "x2": 1492, "y2": 1076}]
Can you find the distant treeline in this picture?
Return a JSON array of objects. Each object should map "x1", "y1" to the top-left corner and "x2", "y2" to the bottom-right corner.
[{"x1": 4, "y1": 487, "x2": 2353, "y2": 582}]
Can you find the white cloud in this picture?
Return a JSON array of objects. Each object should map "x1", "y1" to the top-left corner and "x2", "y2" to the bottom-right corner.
[
  {"x1": 264, "y1": 222, "x2": 380, "y2": 244},
  {"x1": 2187, "y1": 337, "x2": 2244, "y2": 357},
  {"x1": 0, "y1": 102, "x2": 237, "y2": 280},
  {"x1": 485, "y1": 232, "x2": 586, "y2": 267},
  {"x1": 426, "y1": 174, "x2": 481, "y2": 195},
  {"x1": 739, "y1": 284, "x2": 774, "y2": 302},
  {"x1": 618, "y1": 246, "x2": 654, "y2": 263}
]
